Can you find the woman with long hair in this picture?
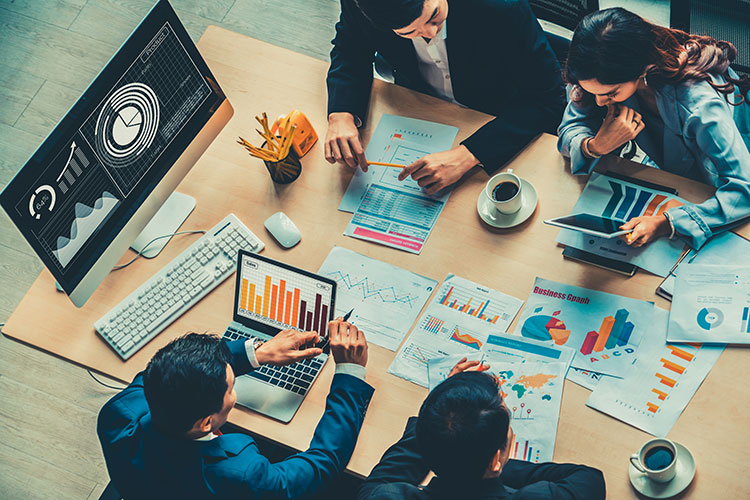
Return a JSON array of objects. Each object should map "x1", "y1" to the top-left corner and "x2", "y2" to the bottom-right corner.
[{"x1": 558, "y1": 7, "x2": 750, "y2": 249}]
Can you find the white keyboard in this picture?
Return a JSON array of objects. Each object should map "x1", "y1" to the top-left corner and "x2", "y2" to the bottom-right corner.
[{"x1": 94, "y1": 214, "x2": 264, "y2": 360}]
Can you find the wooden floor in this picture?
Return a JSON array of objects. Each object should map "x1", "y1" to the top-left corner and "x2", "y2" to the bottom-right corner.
[{"x1": 0, "y1": 1, "x2": 668, "y2": 498}]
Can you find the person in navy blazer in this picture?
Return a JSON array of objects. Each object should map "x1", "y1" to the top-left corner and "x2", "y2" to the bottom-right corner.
[
  {"x1": 97, "y1": 320, "x2": 373, "y2": 499},
  {"x1": 325, "y1": 0, "x2": 566, "y2": 194},
  {"x1": 357, "y1": 359, "x2": 606, "y2": 500}
]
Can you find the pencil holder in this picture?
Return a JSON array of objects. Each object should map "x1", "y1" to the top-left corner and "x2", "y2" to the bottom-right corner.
[{"x1": 261, "y1": 142, "x2": 302, "y2": 184}]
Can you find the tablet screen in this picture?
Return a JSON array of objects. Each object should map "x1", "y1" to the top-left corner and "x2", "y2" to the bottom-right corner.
[{"x1": 551, "y1": 214, "x2": 624, "y2": 234}]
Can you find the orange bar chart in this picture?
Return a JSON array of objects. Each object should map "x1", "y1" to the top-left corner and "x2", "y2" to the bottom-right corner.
[
  {"x1": 277, "y1": 280, "x2": 286, "y2": 322},
  {"x1": 655, "y1": 199, "x2": 683, "y2": 216},
  {"x1": 651, "y1": 388, "x2": 668, "y2": 401},
  {"x1": 656, "y1": 372, "x2": 676, "y2": 388},
  {"x1": 240, "y1": 279, "x2": 249, "y2": 310},
  {"x1": 593, "y1": 316, "x2": 615, "y2": 352},
  {"x1": 660, "y1": 358, "x2": 686, "y2": 374},
  {"x1": 262, "y1": 276, "x2": 271, "y2": 317},
  {"x1": 270, "y1": 284, "x2": 278, "y2": 318},
  {"x1": 647, "y1": 403, "x2": 660, "y2": 413},
  {"x1": 292, "y1": 288, "x2": 300, "y2": 327},
  {"x1": 666, "y1": 345, "x2": 695, "y2": 362},
  {"x1": 254, "y1": 295, "x2": 262, "y2": 314}
]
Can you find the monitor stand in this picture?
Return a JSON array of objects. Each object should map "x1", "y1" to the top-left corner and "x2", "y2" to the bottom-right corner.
[{"x1": 130, "y1": 191, "x2": 196, "y2": 258}]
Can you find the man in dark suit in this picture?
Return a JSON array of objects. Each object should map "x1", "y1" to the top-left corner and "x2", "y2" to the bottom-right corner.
[
  {"x1": 98, "y1": 320, "x2": 373, "y2": 499},
  {"x1": 357, "y1": 360, "x2": 606, "y2": 500},
  {"x1": 326, "y1": 0, "x2": 566, "y2": 194}
]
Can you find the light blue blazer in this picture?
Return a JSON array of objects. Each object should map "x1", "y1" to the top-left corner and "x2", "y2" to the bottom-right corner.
[{"x1": 557, "y1": 71, "x2": 750, "y2": 249}]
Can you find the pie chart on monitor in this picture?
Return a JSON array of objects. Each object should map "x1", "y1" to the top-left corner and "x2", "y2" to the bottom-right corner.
[{"x1": 111, "y1": 105, "x2": 143, "y2": 147}]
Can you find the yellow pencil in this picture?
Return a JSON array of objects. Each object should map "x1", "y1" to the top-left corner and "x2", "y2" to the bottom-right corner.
[{"x1": 367, "y1": 161, "x2": 406, "y2": 168}]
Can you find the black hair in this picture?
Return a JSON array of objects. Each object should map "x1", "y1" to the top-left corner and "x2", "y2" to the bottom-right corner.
[
  {"x1": 355, "y1": 0, "x2": 426, "y2": 30},
  {"x1": 416, "y1": 371, "x2": 510, "y2": 480},
  {"x1": 566, "y1": 7, "x2": 749, "y2": 105},
  {"x1": 143, "y1": 333, "x2": 232, "y2": 436}
]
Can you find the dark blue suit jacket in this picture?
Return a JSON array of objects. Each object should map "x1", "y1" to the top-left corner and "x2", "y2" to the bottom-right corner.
[
  {"x1": 358, "y1": 418, "x2": 606, "y2": 500},
  {"x1": 97, "y1": 340, "x2": 374, "y2": 499},
  {"x1": 327, "y1": 0, "x2": 566, "y2": 171}
]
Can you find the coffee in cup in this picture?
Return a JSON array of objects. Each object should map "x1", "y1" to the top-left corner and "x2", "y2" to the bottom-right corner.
[
  {"x1": 630, "y1": 438, "x2": 678, "y2": 483},
  {"x1": 485, "y1": 169, "x2": 523, "y2": 215}
]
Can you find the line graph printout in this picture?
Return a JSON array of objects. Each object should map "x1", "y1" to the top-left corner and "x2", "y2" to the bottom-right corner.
[
  {"x1": 318, "y1": 246, "x2": 437, "y2": 350},
  {"x1": 428, "y1": 358, "x2": 567, "y2": 463},
  {"x1": 555, "y1": 173, "x2": 686, "y2": 277},
  {"x1": 388, "y1": 275, "x2": 523, "y2": 387},
  {"x1": 587, "y1": 308, "x2": 724, "y2": 436},
  {"x1": 339, "y1": 114, "x2": 458, "y2": 213}
]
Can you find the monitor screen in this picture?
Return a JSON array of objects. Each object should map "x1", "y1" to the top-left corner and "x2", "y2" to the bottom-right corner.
[
  {"x1": 0, "y1": 0, "x2": 226, "y2": 295},
  {"x1": 235, "y1": 251, "x2": 336, "y2": 336}
]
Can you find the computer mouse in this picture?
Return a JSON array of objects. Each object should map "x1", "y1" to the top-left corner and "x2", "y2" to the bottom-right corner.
[{"x1": 264, "y1": 211, "x2": 301, "y2": 248}]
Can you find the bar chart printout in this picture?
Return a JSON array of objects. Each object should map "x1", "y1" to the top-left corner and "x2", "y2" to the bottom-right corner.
[
  {"x1": 237, "y1": 255, "x2": 334, "y2": 334},
  {"x1": 517, "y1": 278, "x2": 652, "y2": 378},
  {"x1": 389, "y1": 275, "x2": 524, "y2": 387},
  {"x1": 555, "y1": 173, "x2": 686, "y2": 277},
  {"x1": 587, "y1": 308, "x2": 724, "y2": 436},
  {"x1": 338, "y1": 114, "x2": 459, "y2": 213}
]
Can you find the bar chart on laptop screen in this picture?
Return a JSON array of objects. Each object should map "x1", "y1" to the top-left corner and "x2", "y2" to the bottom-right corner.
[{"x1": 237, "y1": 256, "x2": 333, "y2": 333}]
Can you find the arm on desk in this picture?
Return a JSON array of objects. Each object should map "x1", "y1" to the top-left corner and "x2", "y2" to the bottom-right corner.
[
  {"x1": 357, "y1": 417, "x2": 429, "y2": 500},
  {"x1": 667, "y1": 92, "x2": 750, "y2": 249},
  {"x1": 557, "y1": 88, "x2": 607, "y2": 175},
  {"x1": 327, "y1": 0, "x2": 376, "y2": 124},
  {"x1": 499, "y1": 459, "x2": 606, "y2": 500},
  {"x1": 460, "y1": 0, "x2": 566, "y2": 172},
  {"x1": 217, "y1": 374, "x2": 374, "y2": 499}
]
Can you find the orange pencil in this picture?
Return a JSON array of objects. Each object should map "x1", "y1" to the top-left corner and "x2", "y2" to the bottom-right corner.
[{"x1": 367, "y1": 161, "x2": 406, "y2": 168}]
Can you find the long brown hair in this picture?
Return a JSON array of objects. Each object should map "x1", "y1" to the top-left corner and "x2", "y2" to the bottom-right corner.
[{"x1": 565, "y1": 8, "x2": 750, "y2": 105}]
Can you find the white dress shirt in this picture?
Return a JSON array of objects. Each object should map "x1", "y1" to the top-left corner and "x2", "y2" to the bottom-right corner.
[{"x1": 411, "y1": 22, "x2": 456, "y2": 102}]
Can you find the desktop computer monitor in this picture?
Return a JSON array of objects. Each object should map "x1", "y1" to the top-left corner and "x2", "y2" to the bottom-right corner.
[{"x1": 0, "y1": 0, "x2": 233, "y2": 307}]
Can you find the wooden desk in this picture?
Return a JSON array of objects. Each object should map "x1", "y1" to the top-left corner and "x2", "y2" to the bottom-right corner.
[{"x1": 3, "y1": 26, "x2": 749, "y2": 498}]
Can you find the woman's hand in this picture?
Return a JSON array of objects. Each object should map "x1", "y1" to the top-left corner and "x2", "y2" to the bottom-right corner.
[
  {"x1": 589, "y1": 104, "x2": 645, "y2": 156},
  {"x1": 620, "y1": 215, "x2": 671, "y2": 247}
]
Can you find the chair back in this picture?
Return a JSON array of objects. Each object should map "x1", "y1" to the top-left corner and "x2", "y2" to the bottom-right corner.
[{"x1": 671, "y1": 0, "x2": 750, "y2": 75}]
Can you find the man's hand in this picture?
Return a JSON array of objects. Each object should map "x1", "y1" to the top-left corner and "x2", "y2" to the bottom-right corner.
[
  {"x1": 589, "y1": 104, "x2": 645, "y2": 156},
  {"x1": 324, "y1": 112, "x2": 368, "y2": 171},
  {"x1": 398, "y1": 145, "x2": 478, "y2": 195},
  {"x1": 328, "y1": 318, "x2": 368, "y2": 367},
  {"x1": 619, "y1": 215, "x2": 671, "y2": 247},
  {"x1": 448, "y1": 357, "x2": 490, "y2": 378},
  {"x1": 254, "y1": 329, "x2": 323, "y2": 366}
]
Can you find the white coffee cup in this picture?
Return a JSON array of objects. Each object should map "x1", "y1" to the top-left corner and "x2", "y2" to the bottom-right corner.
[
  {"x1": 629, "y1": 438, "x2": 678, "y2": 483},
  {"x1": 485, "y1": 169, "x2": 523, "y2": 215}
]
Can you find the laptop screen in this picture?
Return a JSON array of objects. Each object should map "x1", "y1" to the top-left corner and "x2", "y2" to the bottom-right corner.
[{"x1": 234, "y1": 250, "x2": 335, "y2": 336}]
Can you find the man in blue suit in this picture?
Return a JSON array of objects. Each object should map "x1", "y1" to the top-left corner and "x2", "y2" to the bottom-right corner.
[
  {"x1": 325, "y1": 0, "x2": 566, "y2": 194},
  {"x1": 98, "y1": 319, "x2": 373, "y2": 499}
]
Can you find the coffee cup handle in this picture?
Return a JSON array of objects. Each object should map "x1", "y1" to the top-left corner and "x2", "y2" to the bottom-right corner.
[{"x1": 630, "y1": 454, "x2": 647, "y2": 473}]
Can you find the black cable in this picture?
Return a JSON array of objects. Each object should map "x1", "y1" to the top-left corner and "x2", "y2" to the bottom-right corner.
[
  {"x1": 88, "y1": 369, "x2": 125, "y2": 390},
  {"x1": 112, "y1": 229, "x2": 206, "y2": 271}
]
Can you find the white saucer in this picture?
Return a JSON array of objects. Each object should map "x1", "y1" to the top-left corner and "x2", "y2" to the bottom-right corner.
[
  {"x1": 477, "y1": 178, "x2": 538, "y2": 229},
  {"x1": 629, "y1": 442, "x2": 696, "y2": 499}
]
